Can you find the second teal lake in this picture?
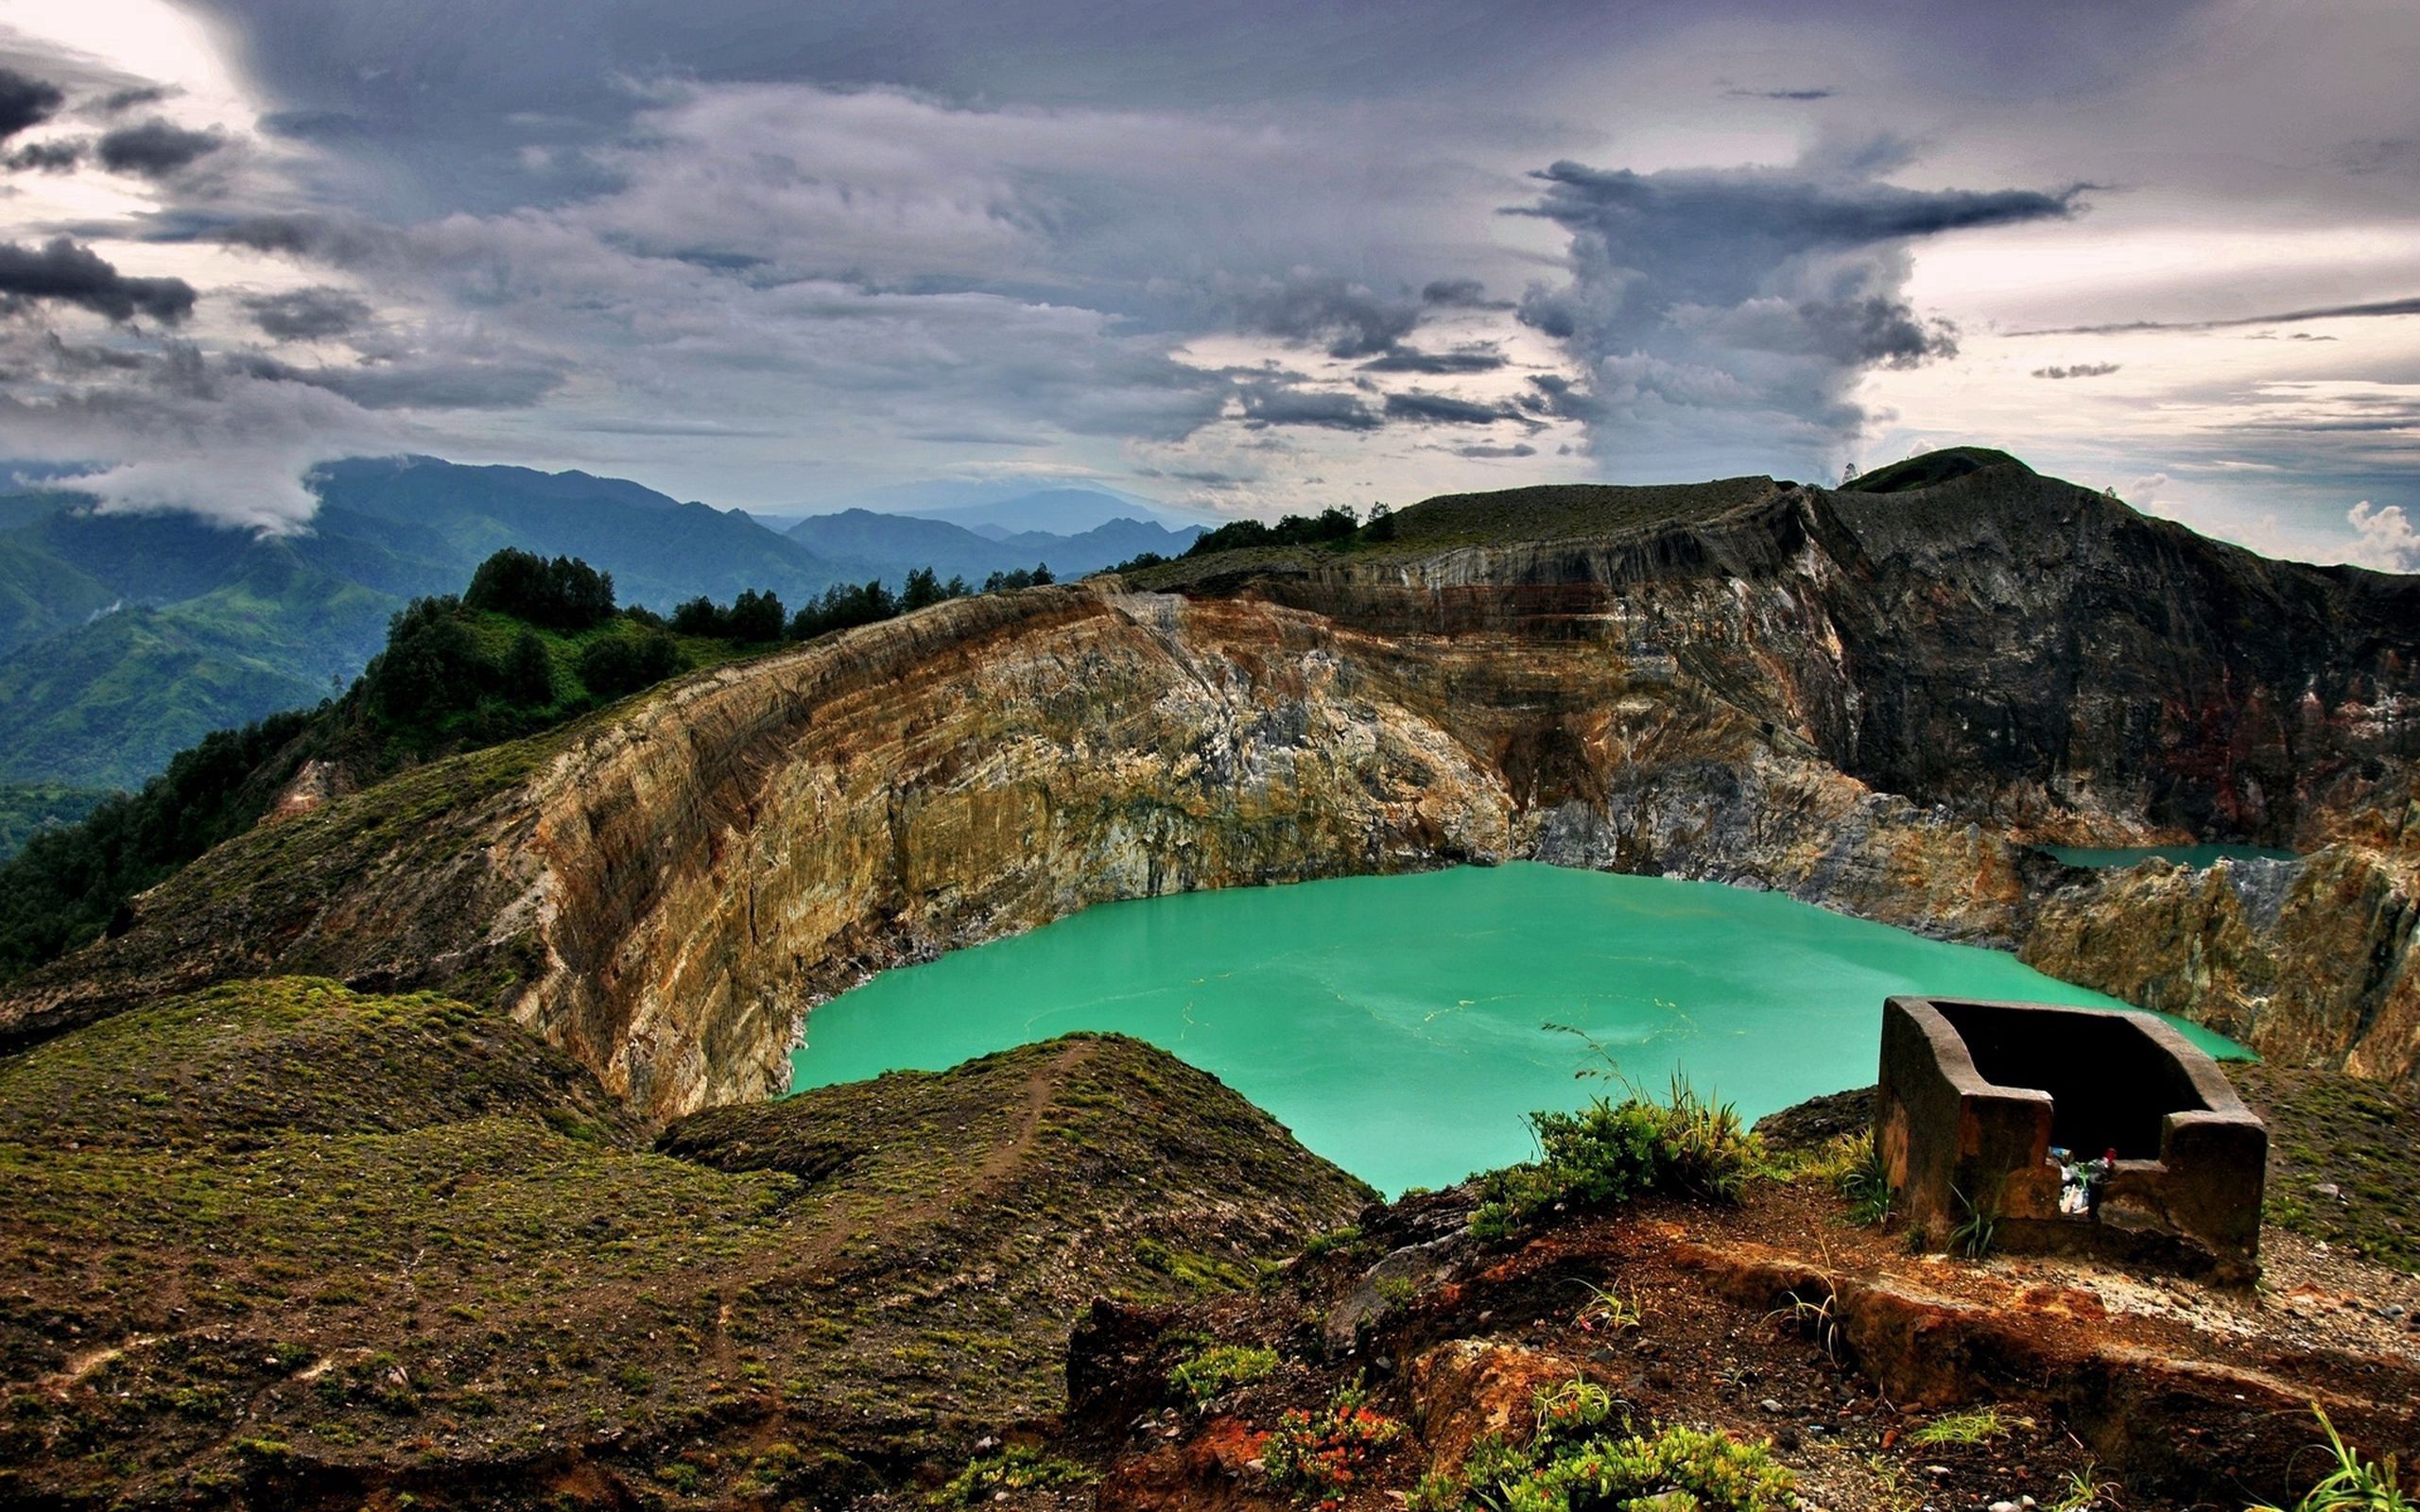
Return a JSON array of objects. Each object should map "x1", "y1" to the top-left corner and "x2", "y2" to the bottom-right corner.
[{"x1": 788, "y1": 863, "x2": 2245, "y2": 1194}]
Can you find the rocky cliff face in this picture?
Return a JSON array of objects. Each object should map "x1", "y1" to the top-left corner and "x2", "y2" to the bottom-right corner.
[
  {"x1": 5, "y1": 457, "x2": 2414, "y2": 1114},
  {"x1": 2020, "y1": 780, "x2": 2420, "y2": 1085}
]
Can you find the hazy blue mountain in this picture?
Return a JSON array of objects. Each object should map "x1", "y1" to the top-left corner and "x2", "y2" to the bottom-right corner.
[
  {"x1": 315, "y1": 457, "x2": 845, "y2": 609},
  {"x1": 900, "y1": 487, "x2": 1206, "y2": 536},
  {"x1": 786, "y1": 507, "x2": 1203, "y2": 584},
  {"x1": 804, "y1": 479, "x2": 1205, "y2": 535},
  {"x1": 0, "y1": 456, "x2": 861, "y2": 790},
  {"x1": 989, "y1": 515, "x2": 1207, "y2": 566}
]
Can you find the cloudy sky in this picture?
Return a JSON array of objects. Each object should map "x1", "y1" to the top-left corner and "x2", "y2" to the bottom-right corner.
[{"x1": 1, "y1": 0, "x2": 2415, "y2": 566}]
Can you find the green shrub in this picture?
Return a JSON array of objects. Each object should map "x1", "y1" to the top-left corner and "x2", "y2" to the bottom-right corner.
[
  {"x1": 1261, "y1": 1378, "x2": 1405, "y2": 1502},
  {"x1": 1415, "y1": 1382, "x2": 1796, "y2": 1512},
  {"x1": 1470, "y1": 1077, "x2": 1761, "y2": 1240},
  {"x1": 928, "y1": 1446, "x2": 1094, "y2": 1505},
  {"x1": 576, "y1": 629, "x2": 684, "y2": 699},
  {"x1": 2248, "y1": 1404, "x2": 2411, "y2": 1512},
  {"x1": 1300, "y1": 1226, "x2": 1363, "y2": 1259},
  {"x1": 1169, "y1": 1343, "x2": 1278, "y2": 1405}
]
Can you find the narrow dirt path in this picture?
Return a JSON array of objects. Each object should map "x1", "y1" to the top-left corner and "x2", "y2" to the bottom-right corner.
[{"x1": 695, "y1": 1039, "x2": 1099, "y2": 1374}]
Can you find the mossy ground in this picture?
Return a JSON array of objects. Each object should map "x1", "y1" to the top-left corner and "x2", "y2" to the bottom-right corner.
[
  {"x1": 1118, "y1": 475, "x2": 1784, "y2": 590},
  {"x1": 0, "y1": 979, "x2": 1369, "y2": 1509},
  {"x1": 2231, "y1": 1063, "x2": 2420, "y2": 1272}
]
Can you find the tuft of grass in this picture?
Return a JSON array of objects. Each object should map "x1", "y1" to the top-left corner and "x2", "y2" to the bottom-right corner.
[
  {"x1": 1949, "y1": 1184, "x2": 1999, "y2": 1261},
  {"x1": 1574, "y1": 1280, "x2": 1644, "y2": 1336},
  {"x1": 1767, "y1": 1287, "x2": 1843, "y2": 1366},
  {"x1": 927, "y1": 1446, "x2": 1095, "y2": 1506},
  {"x1": 1838, "y1": 1134, "x2": 1893, "y2": 1227},
  {"x1": 1470, "y1": 1071, "x2": 1763, "y2": 1242},
  {"x1": 1781, "y1": 1131, "x2": 1893, "y2": 1226},
  {"x1": 1167, "y1": 1343, "x2": 1277, "y2": 1406},
  {"x1": 2247, "y1": 1404, "x2": 2411, "y2": 1512},
  {"x1": 1909, "y1": 1407, "x2": 2032, "y2": 1448},
  {"x1": 2053, "y1": 1463, "x2": 2121, "y2": 1512}
]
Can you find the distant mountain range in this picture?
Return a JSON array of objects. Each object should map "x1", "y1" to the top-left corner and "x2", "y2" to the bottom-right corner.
[
  {"x1": 793, "y1": 479, "x2": 1206, "y2": 535},
  {"x1": 0, "y1": 457, "x2": 1201, "y2": 803},
  {"x1": 785, "y1": 507, "x2": 1201, "y2": 586}
]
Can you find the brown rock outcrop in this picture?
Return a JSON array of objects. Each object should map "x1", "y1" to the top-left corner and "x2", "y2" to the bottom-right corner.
[{"x1": 1407, "y1": 1340, "x2": 1591, "y2": 1475}]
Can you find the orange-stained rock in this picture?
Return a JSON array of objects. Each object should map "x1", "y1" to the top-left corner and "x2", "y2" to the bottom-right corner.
[
  {"x1": 1408, "y1": 1338, "x2": 1591, "y2": 1474},
  {"x1": 1185, "y1": 1417, "x2": 1270, "y2": 1480}
]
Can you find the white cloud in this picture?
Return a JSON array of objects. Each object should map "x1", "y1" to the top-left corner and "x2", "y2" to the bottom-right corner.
[{"x1": 2346, "y1": 499, "x2": 2420, "y2": 573}]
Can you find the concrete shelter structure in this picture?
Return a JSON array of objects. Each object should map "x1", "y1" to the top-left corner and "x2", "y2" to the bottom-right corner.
[{"x1": 1876, "y1": 996, "x2": 2267, "y2": 1280}]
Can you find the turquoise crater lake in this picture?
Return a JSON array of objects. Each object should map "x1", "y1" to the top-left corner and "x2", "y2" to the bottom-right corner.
[{"x1": 787, "y1": 863, "x2": 2245, "y2": 1194}]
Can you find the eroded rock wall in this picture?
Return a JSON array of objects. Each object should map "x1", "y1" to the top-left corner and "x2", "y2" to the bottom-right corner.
[{"x1": 2020, "y1": 785, "x2": 2420, "y2": 1084}]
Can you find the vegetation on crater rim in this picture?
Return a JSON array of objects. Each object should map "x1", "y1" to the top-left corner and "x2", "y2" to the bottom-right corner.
[{"x1": 0, "y1": 541, "x2": 1022, "y2": 988}]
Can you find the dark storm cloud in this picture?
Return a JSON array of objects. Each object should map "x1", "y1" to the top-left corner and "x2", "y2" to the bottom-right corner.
[
  {"x1": 96, "y1": 118, "x2": 224, "y2": 178},
  {"x1": 96, "y1": 85, "x2": 172, "y2": 113},
  {"x1": 6, "y1": 139, "x2": 82, "y2": 173},
  {"x1": 1512, "y1": 160, "x2": 2083, "y2": 257},
  {"x1": 1421, "y1": 277, "x2": 1505, "y2": 308},
  {"x1": 1383, "y1": 390, "x2": 1517, "y2": 425},
  {"x1": 1358, "y1": 346, "x2": 1508, "y2": 374},
  {"x1": 0, "y1": 238, "x2": 196, "y2": 323},
  {"x1": 0, "y1": 68, "x2": 65, "y2": 141},
  {"x1": 232, "y1": 352, "x2": 565, "y2": 409},
  {"x1": 2032, "y1": 362, "x2": 2121, "y2": 379},
  {"x1": 2025, "y1": 296, "x2": 2420, "y2": 335},
  {"x1": 1451, "y1": 442, "x2": 1536, "y2": 458},
  {"x1": 1724, "y1": 87, "x2": 1836, "y2": 100},
  {"x1": 242, "y1": 286, "x2": 373, "y2": 340},
  {"x1": 1236, "y1": 275, "x2": 1423, "y2": 360},
  {"x1": 1523, "y1": 372, "x2": 1597, "y2": 418},
  {"x1": 207, "y1": 214, "x2": 389, "y2": 266},
  {"x1": 1509, "y1": 155, "x2": 2082, "y2": 471},
  {"x1": 1236, "y1": 381, "x2": 1382, "y2": 431}
]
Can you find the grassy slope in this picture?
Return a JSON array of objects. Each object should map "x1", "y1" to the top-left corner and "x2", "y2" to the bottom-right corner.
[
  {"x1": 0, "y1": 560, "x2": 401, "y2": 789},
  {"x1": 0, "y1": 979, "x2": 1369, "y2": 1507},
  {"x1": 1118, "y1": 474, "x2": 1782, "y2": 591},
  {"x1": 0, "y1": 533, "x2": 117, "y2": 657},
  {"x1": 2234, "y1": 1063, "x2": 2420, "y2": 1271}
]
